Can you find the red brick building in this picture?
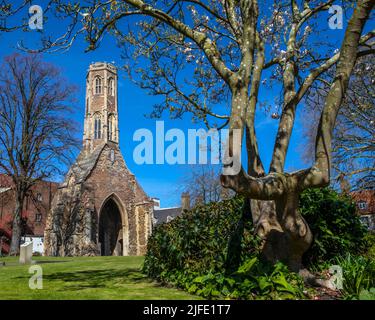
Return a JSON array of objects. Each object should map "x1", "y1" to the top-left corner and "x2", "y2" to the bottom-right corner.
[
  {"x1": 351, "y1": 190, "x2": 375, "y2": 231},
  {"x1": 0, "y1": 174, "x2": 58, "y2": 254}
]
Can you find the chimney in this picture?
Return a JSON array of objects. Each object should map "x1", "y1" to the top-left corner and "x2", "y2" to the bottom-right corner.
[
  {"x1": 152, "y1": 198, "x2": 160, "y2": 210},
  {"x1": 181, "y1": 192, "x2": 190, "y2": 211}
]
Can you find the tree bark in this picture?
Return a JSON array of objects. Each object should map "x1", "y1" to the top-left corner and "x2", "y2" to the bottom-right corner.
[
  {"x1": 9, "y1": 195, "x2": 23, "y2": 256},
  {"x1": 253, "y1": 194, "x2": 312, "y2": 271}
]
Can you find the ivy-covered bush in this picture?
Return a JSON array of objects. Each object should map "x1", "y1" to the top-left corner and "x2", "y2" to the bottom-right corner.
[{"x1": 300, "y1": 188, "x2": 368, "y2": 267}]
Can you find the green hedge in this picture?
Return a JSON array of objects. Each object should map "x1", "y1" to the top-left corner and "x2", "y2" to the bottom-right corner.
[
  {"x1": 143, "y1": 197, "x2": 306, "y2": 299},
  {"x1": 143, "y1": 188, "x2": 369, "y2": 299},
  {"x1": 300, "y1": 188, "x2": 368, "y2": 267},
  {"x1": 143, "y1": 197, "x2": 259, "y2": 278}
]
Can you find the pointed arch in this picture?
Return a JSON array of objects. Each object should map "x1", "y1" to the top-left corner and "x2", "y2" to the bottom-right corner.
[{"x1": 98, "y1": 193, "x2": 129, "y2": 256}]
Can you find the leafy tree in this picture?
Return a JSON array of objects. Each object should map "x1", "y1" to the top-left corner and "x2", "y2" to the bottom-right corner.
[
  {"x1": 0, "y1": 54, "x2": 79, "y2": 254},
  {"x1": 23, "y1": 0, "x2": 375, "y2": 269}
]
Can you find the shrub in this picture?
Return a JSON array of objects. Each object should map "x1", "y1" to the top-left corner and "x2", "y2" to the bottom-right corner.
[
  {"x1": 363, "y1": 233, "x2": 375, "y2": 260},
  {"x1": 143, "y1": 196, "x2": 259, "y2": 278},
  {"x1": 143, "y1": 197, "x2": 306, "y2": 299},
  {"x1": 184, "y1": 258, "x2": 306, "y2": 300},
  {"x1": 334, "y1": 253, "x2": 375, "y2": 299},
  {"x1": 144, "y1": 188, "x2": 370, "y2": 299},
  {"x1": 300, "y1": 188, "x2": 368, "y2": 267}
]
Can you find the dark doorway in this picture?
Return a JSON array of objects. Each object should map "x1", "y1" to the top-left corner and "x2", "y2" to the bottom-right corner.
[{"x1": 99, "y1": 199, "x2": 122, "y2": 256}]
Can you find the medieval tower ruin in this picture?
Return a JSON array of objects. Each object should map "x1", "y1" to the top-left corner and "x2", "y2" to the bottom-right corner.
[{"x1": 44, "y1": 62, "x2": 154, "y2": 256}]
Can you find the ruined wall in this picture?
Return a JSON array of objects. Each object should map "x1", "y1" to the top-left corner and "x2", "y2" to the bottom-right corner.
[{"x1": 44, "y1": 143, "x2": 153, "y2": 256}]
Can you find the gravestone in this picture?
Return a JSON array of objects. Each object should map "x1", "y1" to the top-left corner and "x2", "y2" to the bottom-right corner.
[{"x1": 19, "y1": 242, "x2": 33, "y2": 264}]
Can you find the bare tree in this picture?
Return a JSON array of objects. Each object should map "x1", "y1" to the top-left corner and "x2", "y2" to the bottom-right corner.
[
  {"x1": 180, "y1": 165, "x2": 233, "y2": 205},
  {"x1": 0, "y1": 53, "x2": 79, "y2": 255},
  {"x1": 302, "y1": 55, "x2": 374, "y2": 191},
  {"x1": 21, "y1": 0, "x2": 374, "y2": 270}
]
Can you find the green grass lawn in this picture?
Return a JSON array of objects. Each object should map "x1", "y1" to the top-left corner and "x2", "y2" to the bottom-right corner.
[{"x1": 0, "y1": 256, "x2": 202, "y2": 300}]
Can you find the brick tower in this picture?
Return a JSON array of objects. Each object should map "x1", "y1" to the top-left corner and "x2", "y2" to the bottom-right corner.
[
  {"x1": 44, "y1": 62, "x2": 153, "y2": 257},
  {"x1": 83, "y1": 62, "x2": 119, "y2": 152}
]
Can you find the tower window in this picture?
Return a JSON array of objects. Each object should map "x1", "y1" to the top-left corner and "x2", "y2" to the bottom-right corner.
[
  {"x1": 94, "y1": 115, "x2": 102, "y2": 139},
  {"x1": 108, "y1": 78, "x2": 114, "y2": 96},
  {"x1": 108, "y1": 114, "x2": 114, "y2": 141},
  {"x1": 95, "y1": 77, "x2": 102, "y2": 94}
]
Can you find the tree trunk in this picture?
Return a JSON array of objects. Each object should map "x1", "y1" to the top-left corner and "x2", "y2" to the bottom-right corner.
[
  {"x1": 9, "y1": 196, "x2": 23, "y2": 256},
  {"x1": 251, "y1": 194, "x2": 312, "y2": 272}
]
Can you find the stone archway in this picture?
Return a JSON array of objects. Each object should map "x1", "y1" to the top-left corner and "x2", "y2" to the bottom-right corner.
[{"x1": 98, "y1": 198, "x2": 123, "y2": 256}]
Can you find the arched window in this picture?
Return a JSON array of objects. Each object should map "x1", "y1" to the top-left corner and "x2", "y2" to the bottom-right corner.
[
  {"x1": 94, "y1": 114, "x2": 102, "y2": 139},
  {"x1": 108, "y1": 114, "x2": 114, "y2": 141},
  {"x1": 95, "y1": 77, "x2": 102, "y2": 94},
  {"x1": 108, "y1": 78, "x2": 114, "y2": 96}
]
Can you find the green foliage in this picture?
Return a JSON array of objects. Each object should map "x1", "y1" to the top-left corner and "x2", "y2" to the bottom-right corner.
[
  {"x1": 357, "y1": 288, "x2": 375, "y2": 300},
  {"x1": 300, "y1": 188, "x2": 368, "y2": 267},
  {"x1": 143, "y1": 197, "x2": 306, "y2": 299},
  {"x1": 363, "y1": 233, "x2": 375, "y2": 260},
  {"x1": 144, "y1": 189, "x2": 371, "y2": 300},
  {"x1": 334, "y1": 254, "x2": 375, "y2": 299},
  {"x1": 143, "y1": 197, "x2": 259, "y2": 278},
  {"x1": 184, "y1": 258, "x2": 306, "y2": 300}
]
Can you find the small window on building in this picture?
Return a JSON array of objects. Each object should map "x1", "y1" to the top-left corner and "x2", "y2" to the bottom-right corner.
[
  {"x1": 36, "y1": 193, "x2": 42, "y2": 202},
  {"x1": 35, "y1": 213, "x2": 42, "y2": 222},
  {"x1": 108, "y1": 78, "x2": 114, "y2": 96},
  {"x1": 94, "y1": 114, "x2": 102, "y2": 139},
  {"x1": 95, "y1": 77, "x2": 102, "y2": 94},
  {"x1": 108, "y1": 114, "x2": 115, "y2": 141},
  {"x1": 358, "y1": 201, "x2": 367, "y2": 210},
  {"x1": 110, "y1": 149, "x2": 115, "y2": 163}
]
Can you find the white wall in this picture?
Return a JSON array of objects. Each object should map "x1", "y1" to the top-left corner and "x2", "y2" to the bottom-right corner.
[{"x1": 21, "y1": 236, "x2": 44, "y2": 254}]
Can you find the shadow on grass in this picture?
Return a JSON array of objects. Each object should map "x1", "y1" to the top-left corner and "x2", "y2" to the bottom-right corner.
[
  {"x1": 17, "y1": 268, "x2": 163, "y2": 291},
  {"x1": 34, "y1": 260, "x2": 70, "y2": 264},
  {"x1": 0, "y1": 260, "x2": 69, "y2": 267}
]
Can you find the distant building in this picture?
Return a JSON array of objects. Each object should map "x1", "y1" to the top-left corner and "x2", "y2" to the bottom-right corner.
[
  {"x1": 0, "y1": 174, "x2": 58, "y2": 255},
  {"x1": 351, "y1": 190, "x2": 375, "y2": 231},
  {"x1": 152, "y1": 192, "x2": 190, "y2": 226}
]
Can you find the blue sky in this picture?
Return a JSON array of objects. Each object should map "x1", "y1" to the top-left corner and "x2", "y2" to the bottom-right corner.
[{"x1": 0, "y1": 1, "x2": 370, "y2": 207}]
